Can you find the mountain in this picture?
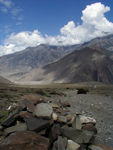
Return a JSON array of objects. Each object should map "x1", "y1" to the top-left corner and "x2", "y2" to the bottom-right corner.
[
  {"x1": 22, "y1": 47, "x2": 113, "y2": 84},
  {"x1": 0, "y1": 44, "x2": 79, "y2": 81},
  {"x1": 0, "y1": 75, "x2": 12, "y2": 85},
  {"x1": 0, "y1": 34, "x2": 113, "y2": 83}
]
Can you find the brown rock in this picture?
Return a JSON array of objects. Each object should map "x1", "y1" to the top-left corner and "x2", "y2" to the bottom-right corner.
[
  {"x1": 19, "y1": 111, "x2": 34, "y2": 118},
  {"x1": 82, "y1": 123, "x2": 97, "y2": 134},
  {"x1": 0, "y1": 131, "x2": 49, "y2": 150},
  {"x1": 23, "y1": 94, "x2": 47, "y2": 105},
  {"x1": 89, "y1": 144, "x2": 113, "y2": 150},
  {"x1": 21, "y1": 99, "x2": 35, "y2": 113}
]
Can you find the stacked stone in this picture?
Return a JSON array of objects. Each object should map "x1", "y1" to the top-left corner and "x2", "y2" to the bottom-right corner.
[{"x1": 0, "y1": 96, "x2": 112, "y2": 150}]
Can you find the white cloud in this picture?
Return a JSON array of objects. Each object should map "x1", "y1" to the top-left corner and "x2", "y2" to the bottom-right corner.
[{"x1": 0, "y1": 2, "x2": 113, "y2": 56}]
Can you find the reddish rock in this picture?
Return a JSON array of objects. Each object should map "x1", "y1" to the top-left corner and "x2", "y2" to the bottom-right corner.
[
  {"x1": 23, "y1": 94, "x2": 47, "y2": 105},
  {"x1": 0, "y1": 131, "x2": 49, "y2": 150},
  {"x1": 21, "y1": 99, "x2": 35, "y2": 113},
  {"x1": 82, "y1": 123, "x2": 97, "y2": 134},
  {"x1": 89, "y1": 144, "x2": 113, "y2": 150}
]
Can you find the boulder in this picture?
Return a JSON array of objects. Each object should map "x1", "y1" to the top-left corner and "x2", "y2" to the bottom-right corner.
[
  {"x1": 34, "y1": 103, "x2": 53, "y2": 119},
  {"x1": 61, "y1": 127, "x2": 95, "y2": 144},
  {"x1": 66, "y1": 140, "x2": 80, "y2": 150},
  {"x1": 0, "y1": 131, "x2": 49, "y2": 150},
  {"x1": 5, "y1": 122, "x2": 27, "y2": 135},
  {"x1": 72, "y1": 115, "x2": 82, "y2": 130},
  {"x1": 24, "y1": 117, "x2": 50, "y2": 132}
]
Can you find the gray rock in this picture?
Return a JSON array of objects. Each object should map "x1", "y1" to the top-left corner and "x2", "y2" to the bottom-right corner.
[
  {"x1": 88, "y1": 145, "x2": 103, "y2": 150},
  {"x1": 61, "y1": 127, "x2": 95, "y2": 144},
  {"x1": 34, "y1": 103, "x2": 53, "y2": 119},
  {"x1": 58, "y1": 115, "x2": 67, "y2": 123},
  {"x1": 24, "y1": 117, "x2": 50, "y2": 132},
  {"x1": 52, "y1": 136, "x2": 67, "y2": 150},
  {"x1": 2, "y1": 107, "x2": 22, "y2": 127},
  {"x1": 66, "y1": 140, "x2": 80, "y2": 150},
  {"x1": 5, "y1": 122, "x2": 27, "y2": 135},
  {"x1": 72, "y1": 115, "x2": 82, "y2": 130}
]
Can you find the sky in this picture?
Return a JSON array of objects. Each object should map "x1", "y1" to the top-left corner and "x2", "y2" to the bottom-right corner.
[{"x1": 0, "y1": 0, "x2": 113, "y2": 56}]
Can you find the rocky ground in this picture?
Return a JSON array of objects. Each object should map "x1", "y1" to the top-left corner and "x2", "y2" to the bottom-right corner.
[{"x1": 0, "y1": 83, "x2": 113, "y2": 150}]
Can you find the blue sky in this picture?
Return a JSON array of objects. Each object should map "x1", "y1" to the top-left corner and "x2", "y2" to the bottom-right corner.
[{"x1": 0, "y1": 0, "x2": 113, "y2": 55}]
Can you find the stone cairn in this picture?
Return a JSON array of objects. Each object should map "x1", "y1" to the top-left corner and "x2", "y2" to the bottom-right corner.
[{"x1": 0, "y1": 95, "x2": 112, "y2": 150}]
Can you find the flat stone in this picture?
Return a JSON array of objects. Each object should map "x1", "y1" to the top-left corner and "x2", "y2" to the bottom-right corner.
[
  {"x1": 61, "y1": 127, "x2": 95, "y2": 144},
  {"x1": 66, "y1": 140, "x2": 80, "y2": 150},
  {"x1": 0, "y1": 131, "x2": 49, "y2": 150},
  {"x1": 5, "y1": 122, "x2": 27, "y2": 135},
  {"x1": 24, "y1": 117, "x2": 50, "y2": 132},
  {"x1": 58, "y1": 115, "x2": 67, "y2": 123},
  {"x1": 1, "y1": 108, "x2": 22, "y2": 127},
  {"x1": 34, "y1": 103, "x2": 53, "y2": 119},
  {"x1": 52, "y1": 136, "x2": 67, "y2": 150},
  {"x1": 89, "y1": 144, "x2": 113, "y2": 150}
]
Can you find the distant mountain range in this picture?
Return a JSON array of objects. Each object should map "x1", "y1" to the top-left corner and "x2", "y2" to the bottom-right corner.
[{"x1": 0, "y1": 34, "x2": 113, "y2": 84}]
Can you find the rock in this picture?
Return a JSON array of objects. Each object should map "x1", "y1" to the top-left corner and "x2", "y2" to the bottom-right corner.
[
  {"x1": 24, "y1": 117, "x2": 50, "y2": 132},
  {"x1": 50, "y1": 103, "x2": 59, "y2": 109},
  {"x1": 52, "y1": 113, "x2": 58, "y2": 121},
  {"x1": 66, "y1": 140, "x2": 80, "y2": 150},
  {"x1": 0, "y1": 131, "x2": 49, "y2": 150},
  {"x1": 21, "y1": 99, "x2": 35, "y2": 113},
  {"x1": 58, "y1": 115, "x2": 67, "y2": 123},
  {"x1": 49, "y1": 124, "x2": 61, "y2": 141},
  {"x1": 66, "y1": 114, "x2": 73, "y2": 122},
  {"x1": 82, "y1": 123, "x2": 97, "y2": 134},
  {"x1": 34, "y1": 103, "x2": 53, "y2": 119},
  {"x1": 23, "y1": 94, "x2": 47, "y2": 105},
  {"x1": 52, "y1": 136, "x2": 67, "y2": 150},
  {"x1": 1, "y1": 108, "x2": 21, "y2": 127},
  {"x1": 80, "y1": 115, "x2": 96, "y2": 125},
  {"x1": 61, "y1": 127, "x2": 95, "y2": 144},
  {"x1": 5, "y1": 122, "x2": 27, "y2": 135},
  {"x1": 72, "y1": 115, "x2": 96, "y2": 130},
  {"x1": 89, "y1": 144, "x2": 113, "y2": 150},
  {"x1": 19, "y1": 111, "x2": 34, "y2": 118},
  {"x1": 72, "y1": 115, "x2": 82, "y2": 130}
]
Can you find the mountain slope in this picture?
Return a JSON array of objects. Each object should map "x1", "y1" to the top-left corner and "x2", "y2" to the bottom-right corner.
[
  {"x1": 0, "y1": 44, "x2": 78, "y2": 80},
  {"x1": 22, "y1": 47, "x2": 113, "y2": 84}
]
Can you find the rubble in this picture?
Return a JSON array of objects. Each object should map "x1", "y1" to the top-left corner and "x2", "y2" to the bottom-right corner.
[{"x1": 0, "y1": 96, "x2": 112, "y2": 150}]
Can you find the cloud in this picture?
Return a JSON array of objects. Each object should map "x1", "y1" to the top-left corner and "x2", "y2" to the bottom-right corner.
[
  {"x1": 0, "y1": 2, "x2": 113, "y2": 56},
  {"x1": 0, "y1": 0, "x2": 23, "y2": 24},
  {"x1": 0, "y1": 0, "x2": 12, "y2": 8}
]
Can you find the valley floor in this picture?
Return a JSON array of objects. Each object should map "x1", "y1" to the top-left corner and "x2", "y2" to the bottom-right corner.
[{"x1": 0, "y1": 82, "x2": 113, "y2": 146}]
